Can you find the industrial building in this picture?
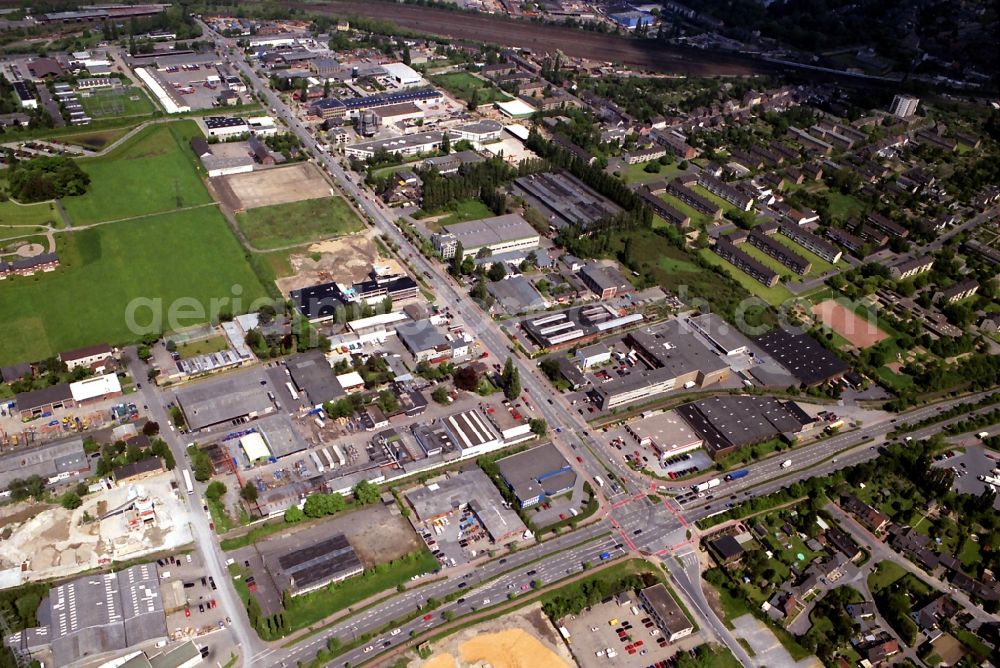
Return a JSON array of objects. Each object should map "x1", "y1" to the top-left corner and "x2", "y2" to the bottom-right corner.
[
  {"x1": 404, "y1": 469, "x2": 526, "y2": 543},
  {"x1": 686, "y1": 313, "x2": 750, "y2": 356},
  {"x1": 512, "y1": 171, "x2": 622, "y2": 229},
  {"x1": 448, "y1": 119, "x2": 504, "y2": 146},
  {"x1": 14, "y1": 384, "x2": 75, "y2": 419},
  {"x1": 0, "y1": 437, "x2": 88, "y2": 491},
  {"x1": 593, "y1": 321, "x2": 731, "y2": 411},
  {"x1": 291, "y1": 272, "x2": 418, "y2": 322},
  {"x1": 432, "y1": 213, "x2": 539, "y2": 260},
  {"x1": 754, "y1": 329, "x2": 850, "y2": 387},
  {"x1": 344, "y1": 131, "x2": 444, "y2": 159},
  {"x1": 624, "y1": 410, "x2": 704, "y2": 458},
  {"x1": 413, "y1": 408, "x2": 503, "y2": 459},
  {"x1": 522, "y1": 304, "x2": 644, "y2": 349},
  {"x1": 175, "y1": 370, "x2": 277, "y2": 431},
  {"x1": 639, "y1": 583, "x2": 694, "y2": 642},
  {"x1": 487, "y1": 276, "x2": 548, "y2": 313},
  {"x1": 676, "y1": 395, "x2": 817, "y2": 459},
  {"x1": 3, "y1": 563, "x2": 168, "y2": 667},
  {"x1": 396, "y1": 320, "x2": 452, "y2": 363},
  {"x1": 495, "y1": 443, "x2": 576, "y2": 508},
  {"x1": 270, "y1": 533, "x2": 364, "y2": 597},
  {"x1": 202, "y1": 115, "x2": 250, "y2": 138},
  {"x1": 579, "y1": 262, "x2": 632, "y2": 300},
  {"x1": 286, "y1": 350, "x2": 343, "y2": 405}
]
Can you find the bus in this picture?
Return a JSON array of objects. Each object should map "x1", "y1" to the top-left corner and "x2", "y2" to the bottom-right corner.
[
  {"x1": 286, "y1": 382, "x2": 299, "y2": 401},
  {"x1": 182, "y1": 469, "x2": 194, "y2": 495}
]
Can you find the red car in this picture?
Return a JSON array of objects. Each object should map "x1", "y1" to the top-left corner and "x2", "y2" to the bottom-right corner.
[
  {"x1": 423, "y1": 614, "x2": 434, "y2": 621},
  {"x1": 184, "y1": 607, "x2": 191, "y2": 618}
]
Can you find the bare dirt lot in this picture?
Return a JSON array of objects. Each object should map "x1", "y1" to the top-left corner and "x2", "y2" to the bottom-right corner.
[
  {"x1": 812, "y1": 299, "x2": 889, "y2": 348},
  {"x1": 215, "y1": 162, "x2": 332, "y2": 211},
  {"x1": 275, "y1": 233, "x2": 403, "y2": 295},
  {"x1": 417, "y1": 603, "x2": 573, "y2": 668}
]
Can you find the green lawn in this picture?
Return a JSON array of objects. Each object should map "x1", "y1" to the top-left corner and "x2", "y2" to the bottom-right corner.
[
  {"x1": 79, "y1": 86, "x2": 156, "y2": 118},
  {"x1": 62, "y1": 121, "x2": 212, "y2": 225},
  {"x1": 875, "y1": 366, "x2": 915, "y2": 391},
  {"x1": 177, "y1": 335, "x2": 230, "y2": 360},
  {"x1": 417, "y1": 198, "x2": 494, "y2": 232},
  {"x1": 235, "y1": 196, "x2": 364, "y2": 250},
  {"x1": 824, "y1": 189, "x2": 866, "y2": 223},
  {"x1": 617, "y1": 160, "x2": 688, "y2": 185},
  {"x1": 430, "y1": 72, "x2": 510, "y2": 104},
  {"x1": 698, "y1": 248, "x2": 794, "y2": 306},
  {"x1": 0, "y1": 207, "x2": 267, "y2": 366},
  {"x1": 867, "y1": 561, "x2": 907, "y2": 592},
  {"x1": 0, "y1": 199, "x2": 60, "y2": 228},
  {"x1": 959, "y1": 537, "x2": 981, "y2": 571}
]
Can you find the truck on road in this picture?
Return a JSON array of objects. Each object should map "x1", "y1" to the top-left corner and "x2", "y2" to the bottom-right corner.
[
  {"x1": 692, "y1": 478, "x2": 721, "y2": 493},
  {"x1": 780, "y1": 459, "x2": 792, "y2": 469},
  {"x1": 594, "y1": 475, "x2": 605, "y2": 488},
  {"x1": 724, "y1": 469, "x2": 749, "y2": 482}
]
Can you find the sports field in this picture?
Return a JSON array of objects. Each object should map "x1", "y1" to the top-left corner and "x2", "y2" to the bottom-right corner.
[
  {"x1": 0, "y1": 207, "x2": 268, "y2": 365},
  {"x1": 80, "y1": 86, "x2": 156, "y2": 118},
  {"x1": 235, "y1": 196, "x2": 364, "y2": 250},
  {"x1": 63, "y1": 121, "x2": 212, "y2": 225},
  {"x1": 812, "y1": 299, "x2": 889, "y2": 348}
]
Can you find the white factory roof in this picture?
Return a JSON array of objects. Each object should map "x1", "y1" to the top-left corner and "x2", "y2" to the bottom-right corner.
[
  {"x1": 240, "y1": 432, "x2": 271, "y2": 462},
  {"x1": 337, "y1": 371, "x2": 365, "y2": 390},
  {"x1": 496, "y1": 99, "x2": 536, "y2": 118},
  {"x1": 70, "y1": 373, "x2": 121, "y2": 402}
]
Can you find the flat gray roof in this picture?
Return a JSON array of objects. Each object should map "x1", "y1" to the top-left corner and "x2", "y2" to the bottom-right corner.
[
  {"x1": 0, "y1": 438, "x2": 87, "y2": 489},
  {"x1": 640, "y1": 583, "x2": 692, "y2": 636},
  {"x1": 49, "y1": 563, "x2": 166, "y2": 667},
  {"x1": 176, "y1": 369, "x2": 275, "y2": 430},
  {"x1": 255, "y1": 413, "x2": 309, "y2": 459},
  {"x1": 286, "y1": 350, "x2": 343, "y2": 405},
  {"x1": 397, "y1": 320, "x2": 448, "y2": 354},
  {"x1": 687, "y1": 313, "x2": 751, "y2": 354},
  {"x1": 350, "y1": 130, "x2": 443, "y2": 153},
  {"x1": 487, "y1": 275, "x2": 546, "y2": 312},
  {"x1": 441, "y1": 213, "x2": 538, "y2": 250},
  {"x1": 676, "y1": 395, "x2": 813, "y2": 453},
  {"x1": 274, "y1": 533, "x2": 363, "y2": 593},
  {"x1": 496, "y1": 442, "x2": 575, "y2": 503},
  {"x1": 405, "y1": 469, "x2": 526, "y2": 540}
]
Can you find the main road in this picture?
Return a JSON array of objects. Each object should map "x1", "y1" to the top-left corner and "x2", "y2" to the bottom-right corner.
[{"x1": 193, "y1": 23, "x2": 994, "y2": 667}]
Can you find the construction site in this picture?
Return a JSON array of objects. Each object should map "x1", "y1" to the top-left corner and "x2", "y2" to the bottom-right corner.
[{"x1": 0, "y1": 471, "x2": 193, "y2": 586}]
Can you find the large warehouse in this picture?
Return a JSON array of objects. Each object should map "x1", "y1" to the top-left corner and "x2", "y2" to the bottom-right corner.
[
  {"x1": 754, "y1": 329, "x2": 851, "y2": 387},
  {"x1": 675, "y1": 395, "x2": 818, "y2": 459},
  {"x1": 496, "y1": 442, "x2": 576, "y2": 508},
  {"x1": 4, "y1": 563, "x2": 168, "y2": 667},
  {"x1": 270, "y1": 533, "x2": 364, "y2": 596},
  {"x1": 432, "y1": 213, "x2": 540, "y2": 260},
  {"x1": 594, "y1": 321, "x2": 731, "y2": 410},
  {"x1": 624, "y1": 410, "x2": 704, "y2": 458},
  {"x1": 175, "y1": 369, "x2": 277, "y2": 431},
  {"x1": 405, "y1": 469, "x2": 526, "y2": 543}
]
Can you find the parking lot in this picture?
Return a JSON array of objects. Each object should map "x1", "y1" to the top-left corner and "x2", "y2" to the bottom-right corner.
[
  {"x1": 146, "y1": 60, "x2": 243, "y2": 110},
  {"x1": 562, "y1": 597, "x2": 701, "y2": 668},
  {"x1": 932, "y1": 443, "x2": 1000, "y2": 509},
  {"x1": 597, "y1": 423, "x2": 713, "y2": 482},
  {"x1": 158, "y1": 553, "x2": 233, "y2": 649}
]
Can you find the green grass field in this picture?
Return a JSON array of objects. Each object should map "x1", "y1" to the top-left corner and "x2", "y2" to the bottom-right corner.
[
  {"x1": 235, "y1": 196, "x2": 364, "y2": 250},
  {"x1": 867, "y1": 561, "x2": 907, "y2": 592},
  {"x1": 430, "y1": 72, "x2": 510, "y2": 104},
  {"x1": 0, "y1": 207, "x2": 267, "y2": 365},
  {"x1": 739, "y1": 242, "x2": 806, "y2": 283},
  {"x1": 177, "y1": 335, "x2": 230, "y2": 360},
  {"x1": 0, "y1": 199, "x2": 60, "y2": 228},
  {"x1": 617, "y1": 160, "x2": 687, "y2": 185},
  {"x1": 80, "y1": 86, "x2": 156, "y2": 118},
  {"x1": 417, "y1": 198, "x2": 494, "y2": 232},
  {"x1": 698, "y1": 248, "x2": 794, "y2": 306},
  {"x1": 63, "y1": 121, "x2": 212, "y2": 225}
]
